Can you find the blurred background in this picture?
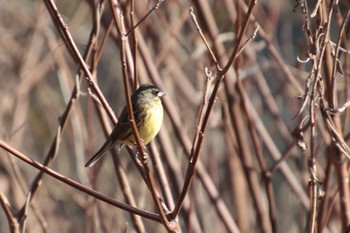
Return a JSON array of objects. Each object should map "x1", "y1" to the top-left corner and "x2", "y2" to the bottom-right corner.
[{"x1": 0, "y1": 0, "x2": 350, "y2": 232}]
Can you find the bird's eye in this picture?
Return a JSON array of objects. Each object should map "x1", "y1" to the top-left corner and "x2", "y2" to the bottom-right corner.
[{"x1": 152, "y1": 90, "x2": 158, "y2": 96}]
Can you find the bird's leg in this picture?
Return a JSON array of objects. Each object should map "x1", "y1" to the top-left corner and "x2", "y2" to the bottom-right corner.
[
  {"x1": 141, "y1": 151, "x2": 148, "y2": 165},
  {"x1": 135, "y1": 149, "x2": 148, "y2": 165},
  {"x1": 133, "y1": 151, "x2": 143, "y2": 167}
]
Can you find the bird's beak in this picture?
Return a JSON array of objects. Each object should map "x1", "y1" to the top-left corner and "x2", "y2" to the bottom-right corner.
[{"x1": 158, "y1": 91, "x2": 166, "y2": 97}]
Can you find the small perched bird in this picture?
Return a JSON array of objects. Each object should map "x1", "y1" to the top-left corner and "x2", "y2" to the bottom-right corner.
[{"x1": 85, "y1": 83, "x2": 165, "y2": 167}]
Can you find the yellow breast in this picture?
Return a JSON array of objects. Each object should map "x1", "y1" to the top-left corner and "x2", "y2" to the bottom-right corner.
[{"x1": 138, "y1": 100, "x2": 164, "y2": 145}]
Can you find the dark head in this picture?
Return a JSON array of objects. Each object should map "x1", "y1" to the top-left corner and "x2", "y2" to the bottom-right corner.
[{"x1": 132, "y1": 84, "x2": 165, "y2": 103}]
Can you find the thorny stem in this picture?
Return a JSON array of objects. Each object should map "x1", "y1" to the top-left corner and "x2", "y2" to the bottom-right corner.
[{"x1": 301, "y1": 0, "x2": 343, "y2": 232}]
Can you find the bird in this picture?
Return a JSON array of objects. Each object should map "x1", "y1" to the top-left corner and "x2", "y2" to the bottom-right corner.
[{"x1": 85, "y1": 83, "x2": 165, "y2": 167}]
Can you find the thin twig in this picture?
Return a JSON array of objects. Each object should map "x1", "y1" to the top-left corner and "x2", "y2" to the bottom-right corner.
[
  {"x1": 189, "y1": 8, "x2": 218, "y2": 64},
  {"x1": 125, "y1": 0, "x2": 165, "y2": 37},
  {"x1": 0, "y1": 193, "x2": 19, "y2": 233}
]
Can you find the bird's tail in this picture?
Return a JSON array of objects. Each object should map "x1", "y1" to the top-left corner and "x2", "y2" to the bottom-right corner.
[{"x1": 85, "y1": 141, "x2": 111, "y2": 167}]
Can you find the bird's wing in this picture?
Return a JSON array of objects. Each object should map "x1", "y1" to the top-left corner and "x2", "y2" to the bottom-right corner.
[{"x1": 85, "y1": 107, "x2": 132, "y2": 167}]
